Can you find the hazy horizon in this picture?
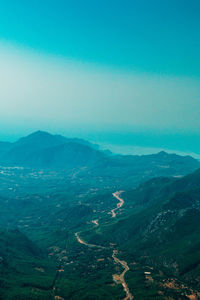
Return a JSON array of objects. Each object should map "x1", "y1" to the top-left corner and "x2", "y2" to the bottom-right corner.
[
  {"x1": 0, "y1": 129, "x2": 199, "y2": 159},
  {"x1": 0, "y1": 1, "x2": 199, "y2": 157}
]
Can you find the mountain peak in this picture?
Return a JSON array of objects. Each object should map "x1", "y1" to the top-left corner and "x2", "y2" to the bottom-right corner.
[
  {"x1": 16, "y1": 130, "x2": 67, "y2": 148},
  {"x1": 157, "y1": 151, "x2": 168, "y2": 156},
  {"x1": 26, "y1": 130, "x2": 52, "y2": 138}
]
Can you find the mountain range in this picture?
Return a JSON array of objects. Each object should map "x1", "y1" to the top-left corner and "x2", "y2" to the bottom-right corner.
[
  {"x1": 0, "y1": 131, "x2": 104, "y2": 169},
  {"x1": 0, "y1": 131, "x2": 199, "y2": 188},
  {"x1": 0, "y1": 131, "x2": 200, "y2": 299}
]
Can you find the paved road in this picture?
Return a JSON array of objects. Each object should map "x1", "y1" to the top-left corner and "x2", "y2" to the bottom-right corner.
[
  {"x1": 75, "y1": 191, "x2": 134, "y2": 300},
  {"x1": 111, "y1": 191, "x2": 124, "y2": 218}
]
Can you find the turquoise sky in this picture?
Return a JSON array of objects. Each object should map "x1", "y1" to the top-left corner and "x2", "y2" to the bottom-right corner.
[
  {"x1": 0, "y1": 0, "x2": 199, "y2": 76},
  {"x1": 0, "y1": 1, "x2": 199, "y2": 155}
]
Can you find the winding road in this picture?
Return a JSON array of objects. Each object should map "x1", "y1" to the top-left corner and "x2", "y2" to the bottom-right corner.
[
  {"x1": 112, "y1": 250, "x2": 133, "y2": 300},
  {"x1": 91, "y1": 219, "x2": 99, "y2": 226},
  {"x1": 75, "y1": 191, "x2": 133, "y2": 300},
  {"x1": 75, "y1": 232, "x2": 106, "y2": 249},
  {"x1": 111, "y1": 191, "x2": 124, "y2": 218}
]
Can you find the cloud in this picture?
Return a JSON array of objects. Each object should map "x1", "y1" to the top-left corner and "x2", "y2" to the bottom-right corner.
[{"x1": 0, "y1": 41, "x2": 199, "y2": 134}]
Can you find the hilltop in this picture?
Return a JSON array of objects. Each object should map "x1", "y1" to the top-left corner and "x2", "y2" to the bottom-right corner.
[{"x1": 0, "y1": 131, "x2": 199, "y2": 189}]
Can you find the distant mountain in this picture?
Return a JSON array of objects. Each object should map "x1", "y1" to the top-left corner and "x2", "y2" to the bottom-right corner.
[
  {"x1": 86, "y1": 150, "x2": 200, "y2": 188},
  {"x1": 0, "y1": 131, "x2": 105, "y2": 169},
  {"x1": 0, "y1": 131, "x2": 199, "y2": 184},
  {"x1": 16, "y1": 130, "x2": 99, "y2": 149}
]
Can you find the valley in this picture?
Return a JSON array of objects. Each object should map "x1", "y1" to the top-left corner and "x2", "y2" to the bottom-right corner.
[
  {"x1": 75, "y1": 191, "x2": 133, "y2": 300},
  {"x1": 0, "y1": 131, "x2": 200, "y2": 299}
]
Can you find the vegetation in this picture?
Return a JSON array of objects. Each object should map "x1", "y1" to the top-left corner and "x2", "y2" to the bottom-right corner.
[{"x1": 0, "y1": 131, "x2": 200, "y2": 299}]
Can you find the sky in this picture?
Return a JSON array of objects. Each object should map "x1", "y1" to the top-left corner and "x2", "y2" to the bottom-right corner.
[{"x1": 0, "y1": 0, "x2": 200, "y2": 156}]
